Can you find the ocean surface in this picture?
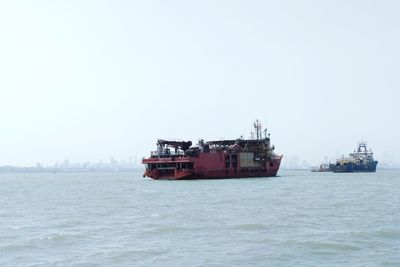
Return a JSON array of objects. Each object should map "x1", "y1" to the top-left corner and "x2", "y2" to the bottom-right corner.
[{"x1": 0, "y1": 170, "x2": 399, "y2": 267}]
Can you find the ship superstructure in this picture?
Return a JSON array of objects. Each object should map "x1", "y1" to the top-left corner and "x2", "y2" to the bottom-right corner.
[
  {"x1": 142, "y1": 120, "x2": 282, "y2": 180},
  {"x1": 329, "y1": 142, "x2": 378, "y2": 173}
]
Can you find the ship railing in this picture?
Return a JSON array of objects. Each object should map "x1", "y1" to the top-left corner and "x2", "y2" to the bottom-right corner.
[
  {"x1": 150, "y1": 151, "x2": 186, "y2": 157},
  {"x1": 156, "y1": 167, "x2": 176, "y2": 170}
]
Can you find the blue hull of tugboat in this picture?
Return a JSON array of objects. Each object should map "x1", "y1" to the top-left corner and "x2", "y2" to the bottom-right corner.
[{"x1": 329, "y1": 161, "x2": 378, "y2": 173}]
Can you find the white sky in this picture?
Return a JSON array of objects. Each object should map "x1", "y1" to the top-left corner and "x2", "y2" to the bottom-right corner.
[{"x1": 0, "y1": 0, "x2": 399, "y2": 166}]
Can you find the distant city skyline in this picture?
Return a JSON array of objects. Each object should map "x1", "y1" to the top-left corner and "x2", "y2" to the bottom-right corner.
[{"x1": 2, "y1": 153, "x2": 400, "y2": 172}]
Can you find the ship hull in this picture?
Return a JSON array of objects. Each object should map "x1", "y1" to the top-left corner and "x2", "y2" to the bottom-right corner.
[
  {"x1": 329, "y1": 161, "x2": 378, "y2": 173},
  {"x1": 143, "y1": 153, "x2": 282, "y2": 180},
  {"x1": 145, "y1": 171, "x2": 278, "y2": 180},
  {"x1": 145, "y1": 169, "x2": 280, "y2": 180}
]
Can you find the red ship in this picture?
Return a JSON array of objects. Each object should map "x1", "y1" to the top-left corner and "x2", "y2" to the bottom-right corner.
[{"x1": 142, "y1": 120, "x2": 282, "y2": 180}]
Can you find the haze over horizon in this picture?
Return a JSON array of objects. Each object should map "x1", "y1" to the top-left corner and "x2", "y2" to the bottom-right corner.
[{"x1": 1, "y1": 1, "x2": 399, "y2": 167}]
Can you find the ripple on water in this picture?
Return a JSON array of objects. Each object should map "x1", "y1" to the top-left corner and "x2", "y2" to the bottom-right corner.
[
  {"x1": 373, "y1": 229, "x2": 400, "y2": 239},
  {"x1": 230, "y1": 223, "x2": 268, "y2": 231},
  {"x1": 139, "y1": 225, "x2": 206, "y2": 237},
  {"x1": 7, "y1": 232, "x2": 87, "y2": 250},
  {"x1": 351, "y1": 228, "x2": 400, "y2": 240},
  {"x1": 301, "y1": 240, "x2": 361, "y2": 254}
]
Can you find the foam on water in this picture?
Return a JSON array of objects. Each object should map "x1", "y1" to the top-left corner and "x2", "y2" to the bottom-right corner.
[{"x1": 0, "y1": 170, "x2": 400, "y2": 266}]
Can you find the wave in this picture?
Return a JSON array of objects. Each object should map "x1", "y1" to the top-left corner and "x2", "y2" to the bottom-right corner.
[{"x1": 230, "y1": 223, "x2": 268, "y2": 231}]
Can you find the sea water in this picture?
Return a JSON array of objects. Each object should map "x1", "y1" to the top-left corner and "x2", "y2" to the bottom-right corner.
[{"x1": 0, "y1": 170, "x2": 399, "y2": 266}]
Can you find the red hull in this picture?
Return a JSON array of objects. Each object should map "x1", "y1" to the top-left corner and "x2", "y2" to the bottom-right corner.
[
  {"x1": 143, "y1": 151, "x2": 282, "y2": 180},
  {"x1": 144, "y1": 170, "x2": 280, "y2": 180}
]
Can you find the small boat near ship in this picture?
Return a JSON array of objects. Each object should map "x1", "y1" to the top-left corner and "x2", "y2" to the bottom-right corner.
[
  {"x1": 311, "y1": 162, "x2": 331, "y2": 172},
  {"x1": 142, "y1": 120, "x2": 282, "y2": 180}
]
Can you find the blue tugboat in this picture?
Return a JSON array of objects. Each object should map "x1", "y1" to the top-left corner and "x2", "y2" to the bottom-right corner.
[{"x1": 329, "y1": 142, "x2": 378, "y2": 173}]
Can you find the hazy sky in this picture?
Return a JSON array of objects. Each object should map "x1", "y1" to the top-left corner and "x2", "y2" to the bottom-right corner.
[{"x1": 1, "y1": 0, "x2": 399, "y2": 166}]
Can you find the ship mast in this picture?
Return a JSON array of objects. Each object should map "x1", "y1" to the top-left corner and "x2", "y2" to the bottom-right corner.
[{"x1": 253, "y1": 120, "x2": 262, "y2": 140}]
